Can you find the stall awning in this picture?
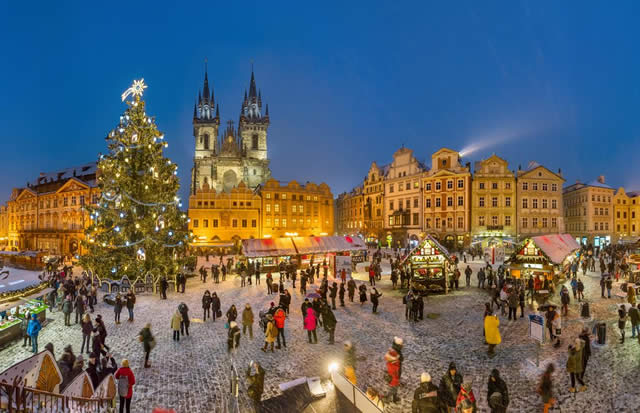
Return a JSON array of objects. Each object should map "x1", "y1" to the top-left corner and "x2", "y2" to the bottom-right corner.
[
  {"x1": 242, "y1": 238, "x2": 297, "y2": 258},
  {"x1": 531, "y1": 234, "x2": 580, "y2": 264},
  {"x1": 619, "y1": 236, "x2": 640, "y2": 245},
  {"x1": 303, "y1": 235, "x2": 366, "y2": 253}
]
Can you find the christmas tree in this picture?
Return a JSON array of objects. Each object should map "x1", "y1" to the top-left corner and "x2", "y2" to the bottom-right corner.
[{"x1": 80, "y1": 79, "x2": 192, "y2": 281}]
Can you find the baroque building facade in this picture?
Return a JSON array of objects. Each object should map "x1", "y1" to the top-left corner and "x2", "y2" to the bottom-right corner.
[
  {"x1": 563, "y1": 176, "x2": 614, "y2": 246},
  {"x1": 5, "y1": 163, "x2": 99, "y2": 255},
  {"x1": 613, "y1": 187, "x2": 640, "y2": 242},
  {"x1": 516, "y1": 162, "x2": 565, "y2": 238}
]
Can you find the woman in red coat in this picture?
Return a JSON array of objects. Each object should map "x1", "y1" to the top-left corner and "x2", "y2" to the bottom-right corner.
[
  {"x1": 115, "y1": 359, "x2": 136, "y2": 413},
  {"x1": 384, "y1": 348, "x2": 400, "y2": 403}
]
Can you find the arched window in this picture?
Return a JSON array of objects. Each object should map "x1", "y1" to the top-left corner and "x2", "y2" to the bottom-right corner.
[
  {"x1": 203, "y1": 133, "x2": 210, "y2": 150},
  {"x1": 251, "y1": 134, "x2": 259, "y2": 150}
]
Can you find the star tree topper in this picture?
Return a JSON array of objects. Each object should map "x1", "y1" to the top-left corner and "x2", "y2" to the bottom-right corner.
[{"x1": 121, "y1": 78, "x2": 148, "y2": 102}]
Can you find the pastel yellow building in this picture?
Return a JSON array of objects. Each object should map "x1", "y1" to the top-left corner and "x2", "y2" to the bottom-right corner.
[
  {"x1": 563, "y1": 176, "x2": 613, "y2": 246},
  {"x1": 6, "y1": 163, "x2": 99, "y2": 256},
  {"x1": 422, "y1": 148, "x2": 471, "y2": 248},
  {"x1": 362, "y1": 162, "x2": 387, "y2": 243},
  {"x1": 336, "y1": 187, "x2": 363, "y2": 235},
  {"x1": 613, "y1": 187, "x2": 640, "y2": 242},
  {"x1": 516, "y1": 162, "x2": 565, "y2": 238},
  {"x1": 0, "y1": 205, "x2": 8, "y2": 248},
  {"x1": 471, "y1": 154, "x2": 516, "y2": 241},
  {"x1": 261, "y1": 179, "x2": 334, "y2": 239}
]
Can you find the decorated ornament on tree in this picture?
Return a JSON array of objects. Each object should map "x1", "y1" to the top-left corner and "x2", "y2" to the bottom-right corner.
[{"x1": 137, "y1": 247, "x2": 146, "y2": 261}]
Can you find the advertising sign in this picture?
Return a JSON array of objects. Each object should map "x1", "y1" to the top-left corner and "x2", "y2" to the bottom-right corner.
[{"x1": 529, "y1": 314, "x2": 545, "y2": 343}]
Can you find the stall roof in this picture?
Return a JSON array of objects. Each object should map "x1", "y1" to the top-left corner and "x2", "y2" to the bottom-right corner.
[
  {"x1": 293, "y1": 236, "x2": 366, "y2": 254},
  {"x1": 242, "y1": 238, "x2": 297, "y2": 257},
  {"x1": 531, "y1": 234, "x2": 580, "y2": 264},
  {"x1": 400, "y1": 234, "x2": 454, "y2": 265}
]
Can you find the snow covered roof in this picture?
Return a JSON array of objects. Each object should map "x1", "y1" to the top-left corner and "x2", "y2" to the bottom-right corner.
[
  {"x1": 28, "y1": 162, "x2": 97, "y2": 187},
  {"x1": 0, "y1": 350, "x2": 62, "y2": 393},
  {"x1": 627, "y1": 191, "x2": 640, "y2": 198},
  {"x1": 242, "y1": 238, "x2": 297, "y2": 257},
  {"x1": 292, "y1": 236, "x2": 366, "y2": 254},
  {"x1": 526, "y1": 161, "x2": 541, "y2": 171},
  {"x1": 530, "y1": 234, "x2": 580, "y2": 264},
  {"x1": 585, "y1": 179, "x2": 613, "y2": 189}
]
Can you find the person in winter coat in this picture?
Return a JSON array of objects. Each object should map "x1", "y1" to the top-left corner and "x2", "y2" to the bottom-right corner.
[
  {"x1": 138, "y1": 324, "x2": 154, "y2": 368},
  {"x1": 80, "y1": 314, "x2": 93, "y2": 355},
  {"x1": 114, "y1": 294, "x2": 123, "y2": 324},
  {"x1": 262, "y1": 314, "x2": 278, "y2": 352},
  {"x1": 507, "y1": 290, "x2": 518, "y2": 320},
  {"x1": 20, "y1": 310, "x2": 31, "y2": 348},
  {"x1": 627, "y1": 284, "x2": 637, "y2": 305},
  {"x1": 539, "y1": 363, "x2": 556, "y2": 413},
  {"x1": 347, "y1": 278, "x2": 356, "y2": 302},
  {"x1": 273, "y1": 307, "x2": 287, "y2": 349},
  {"x1": 405, "y1": 291, "x2": 414, "y2": 321},
  {"x1": 628, "y1": 303, "x2": 640, "y2": 341},
  {"x1": 279, "y1": 290, "x2": 291, "y2": 315},
  {"x1": 560, "y1": 286, "x2": 571, "y2": 316},
  {"x1": 371, "y1": 288, "x2": 382, "y2": 314},
  {"x1": 455, "y1": 382, "x2": 477, "y2": 413},
  {"x1": 125, "y1": 291, "x2": 135, "y2": 322},
  {"x1": 226, "y1": 304, "x2": 238, "y2": 325},
  {"x1": 26, "y1": 313, "x2": 42, "y2": 353},
  {"x1": 159, "y1": 276, "x2": 168, "y2": 299},
  {"x1": 178, "y1": 303, "x2": 190, "y2": 337},
  {"x1": 440, "y1": 362, "x2": 463, "y2": 411},
  {"x1": 484, "y1": 311, "x2": 501, "y2": 358},
  {"x1": 227, "y1": 321, "x2": 241, "y2": 352},
  {"x1": 303, "y1": 308, "x2": 318, "y2": 344},
  {"x1": 211, "y1": 292, "x2": 221, "y2": 321},
  {"x1": 57, "y1": 345, "x2": 76, "y2": 390},
  {"x1": 74, "y1": 294, "x2": 85, "y2": 324},
  {"x1": 62, "y1": 295, "x2": 73, "y2": 326},
  {"x1": 384, "y1": 348, "x2": 401, "y2": 403},
  {"x1": 487, "y1": 369, "x2": 509, "y2": 413},
  {"x1": 391, "y1": 336, "x2": 404, "y2": 378},
  {"x1": 323, "y1": 306, "x2": 337, "y2": 344},
  {"x1": 246, "y1": 361, "x2": 265, "y2": 412},
  {"x1": 464, "y1": 266, "x2": 472, "y2": 288},
  {"x1": 171, "y1": 310, "x2": 182, "y2": 341},
  {"x1": 339, "y1": 283, "x2": 346, "y2": 307},
  {"x1": 115, "y1": 359, "x2": 135, "y2": 413},
  {"x1": 242, "y1": 304, "x2": 254, "y2": 339},
  {"x1": 329, "y1": 282, "x2": 338, "y2": 309},
  {"x1": 202, "y1": 290, "x2": 212, "y2": 321},
  {"x1": 617, "y1": 304, "x2": 628, "y2": 343},
  {"x1": 86, "y1": 355, "x2": 101, "y2": 389},
  {"x1": 343, "y1": 341, "x2": 357, "y2": 385},
  {"x1": 566, "y1": 338, "x2": 585, "y2": 392},
  {"x1": 578, "y1": 327, "x2": 592, "y2": 379},
  {"x1": 359, "y1": 285, "x2": 368, "y2": 305},
  {"x1": 411, "y1": 372, "x2": 440, "y2": 413}
]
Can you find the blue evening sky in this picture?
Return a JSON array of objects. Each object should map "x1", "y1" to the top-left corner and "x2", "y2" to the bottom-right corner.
[{"x1": 1, "y1": 1, "x2": 639, "y2": 203}]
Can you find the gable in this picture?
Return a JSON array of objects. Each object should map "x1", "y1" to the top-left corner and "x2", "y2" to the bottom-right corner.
[
  {"x1": 56, "y1": 178, "x2": 89, "y2": 194},
  {"x1": 16, "y1": 188, "x2": 37, "y2": 202},
  {"x1": 519, "y1": 166, "x2": 564, "y2": 182}
]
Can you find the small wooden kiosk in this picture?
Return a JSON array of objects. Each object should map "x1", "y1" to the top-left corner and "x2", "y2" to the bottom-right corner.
[{"x1": 402, "y1": 235, "x2": 455, "y2": 295}]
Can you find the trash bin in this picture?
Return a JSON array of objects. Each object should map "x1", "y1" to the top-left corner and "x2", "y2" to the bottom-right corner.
[
  {"x1": 581, "y1": 302, "x2": 590, "y2": 318},
  {"x1": 596, "y1": 322, "x2": 606, "y2": 345}
]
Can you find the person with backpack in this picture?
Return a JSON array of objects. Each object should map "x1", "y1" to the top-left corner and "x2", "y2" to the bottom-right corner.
[
  {"x1": 487, "y1": 369, "x2": 509, "y2": 413},
  {"x1": 115, "y1": 359, "x2": 135, "y2": 413},
  {"x1": 125, "y1": 291, "x2": 136, "y2": 322}
]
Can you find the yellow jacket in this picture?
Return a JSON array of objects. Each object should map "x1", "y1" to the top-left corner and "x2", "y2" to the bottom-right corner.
[
  {"x1": 484, "y1": 314, "x2": 501, "y2": 345},
  {"x1": 171, "y1": 312, "x2": 182, "y2": 331}
]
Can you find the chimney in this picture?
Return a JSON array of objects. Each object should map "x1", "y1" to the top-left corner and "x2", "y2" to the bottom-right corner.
[
  {"x1": 597, "y1": 175, "x2": 605, "y2": 184},
  {"x1": 558, "y1": 168, "x2": 562, "y2": 176}
]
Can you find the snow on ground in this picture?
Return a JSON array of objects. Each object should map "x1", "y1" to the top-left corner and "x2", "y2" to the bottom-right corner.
[{"x1": 0, "y1": 254, "x2": 637, "y2": 412}]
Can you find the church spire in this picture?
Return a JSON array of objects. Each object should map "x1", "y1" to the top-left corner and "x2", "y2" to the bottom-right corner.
[
  {"x1": 193, "y1": 102, "x2": 197, "y2": 119},
  {"x1": 202, "y1": 61, "x2": 210, "y2": 103},
  {"x1": 248, "y1": 70, "x2": 257, "y2": 99},
  {"x1": 265, "y1": 103, "x2": 269, "y2": 117}
]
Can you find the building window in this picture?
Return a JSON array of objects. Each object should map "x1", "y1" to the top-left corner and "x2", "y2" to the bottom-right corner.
[
  {"x1": 479, "y1": 182, "x2": 485, "y2": 190},
  {"x1": 425, "y1": 183, "x2": 432, "y2": 191},
  {"x1": 605, "y1": 222, "x2": 609, "y2": 230},
  {"x1": 492, "y1": 197, "x2": 498, "y2": 207},
  {"x1": 389, "y1": 201, "x2": 394, "y2": 210},
  {"x1": 389, "y1": 184, "x2": 394, "y2": 193},
  {"x1": 53, "y1": 199, "x2": 58, "y2": 208},
  {"x1": 273, "y1": 218, "x2": 279, "y2": 227},
  {"x1": 71, "y1": 196, "x2": 77, "y2": 206},
  {"x1": 457, "y1": 216, "x2": 463, "y2": 228},
  {"x1": 274, "y1": 204, "x2": 279, "y2": 213},
  {"x1": 232, "y1": 219, "x2": 238, "y2": 228},
  {"x1": 523, "y1": 182, "x2": 528, "y2": 190},
  {"x1": 193, "y1": 219, "x2": 199, "y2": 228},
  {"x1": 447, "y1": 197, "x2": 453, "y2": 207},
  {"x1": 435, "y1": 198, "x2": 441, "y2": 207},
  {"x1": 542, "y1": 183, "x2": 548, "y2": 191},
  {"x1": 405, "y1": 182, "x2": 410, "y2": 190},
  {"x1": 447, "y1": 217, "x2": 453, "y2": 228},
  {"x1": 542, "y1": 199, "x2": 548, "y2": 209},
  {"x1": 389, "y1": 216, "x2": 394, "y2": 226},
  {"x1": 479, "y1": 216, "x2": 485, "y2": 226},
  {"x1": 435, "y1": 218, "x2": 441, "y2": 229},
  {"x1": 266, "y1": 193, "x2": 271, "y2": 199},
  {"x1": 522, "y1": 198, "x2": 528, "y2": 209},
  {"x1": 532, "y1": 217, "x2": 538, "y2": 228},
  {"x1": 405, "y1": 199, "x2": 410, "y2": 209},
  {"x1": 457, "y1": 196, "x2": 463, "y2": 206},
  {"x1": 505, "y1": 182, "x2": 511, "y2": 190},
  {"x1": 282, "y1": 194, "x2": 287, "y2": 200},
  {"x1": 266, "y1": 218, "x2": 271, "y2": 226},
  {"x1": 551, "y1": 217, "x2": 557, "y2": 228},
  {"x1": 425, "y1": 218, "x2": 431, "y2": 229},
  {"x1": 532, "y1": 199, "x2": 538, "y2": 209},
  {"x1": 552, "y1": 184, "x2": 558, "y2": 192},
  {"x1": 282, "y1": 218, "x2": 287, "y2": 227},
  {"x1": 413, "y1": 213, "x2": 419, "y2": 225},
  {"x1": 91, "y1": 194, "x2": 98, "y2": 204},
  {"x1": 413, "y1": 198, "x2": 418, "y2": 208},
  {"x1": 542, "y1": 218, "x2": 548, "y2": 228},
  {"x1": 617, "y1": 211, "x2": 620, "y2": 218},
  {"x1": 479, "y1": 197, "x2": 485, "y2": 207},
  {"x1": 251, "y1": 134, "x2": 259, "y2": 150},
  {"x1": 617, "y1": 224, "x2": 621, "y2": 232},
  {"x1": 266, "y1": 204, "x2": 271, "y2": 213},
  {"x1": 505, "y1": 215, "x2": 511, "y2": 226},
  {"x1": 213, "y1": 219, "x2": 218, "y2": 228},
  {"x1": 435, "y1": 182, "x2": 441, "y2": 191},
  {"x1": 505, "y1": 197, "x2": 511, "y2": 207},
  {"x1": 292, "y1": 205, "x2": 297, "y2": 213},
  {"x1": 447, "y1": 180, "x2": 453, "y2": 189},
  {"x1": 532, "y1": 183, "x2": 538, "y2": 191},
  {"x1": 426, "y1": 198, "x2": 431, "y2": 208},
  {"x1": 203, "y1": 219, "x2": 209, "y2": 228},
  {"x1": 552, "y1": 199, "x2": 557, "y2": 209},
  {"x1": 492, "y1": 182, "x2": 498, "y2": 190},
  {"x1": 458, "y1": 180, "x2": 464, "y2": 189},
  {"x1": 242, "y1": 219, "x2": 247, "y2": 228},
  {"x1": 492, "y1": 216, "x2": 498, "y2": 225}
]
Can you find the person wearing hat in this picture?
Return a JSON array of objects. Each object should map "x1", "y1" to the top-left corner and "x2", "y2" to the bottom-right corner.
[
  {"x1": 26, "y1": 313, "x2": 42, "y2": 353},
  {"x1": 171, "y1": 309, "x2": 182, "y2": 341},
  {"x1": 487, "y1": 369, "x2": 509, "y2": 413},
  {"x1": 484, "y1": 310, "x2": 501, "y2": 358},
  {"x1": 384, "y1": 348, "x2": 401, "y2": 403},
  {"x1": 391, "y1": 337, "x2": 404, "y2": 378},
  {"x1": 411, "y1": 372, "x2": 439, "y2": 413},
  {"x1": 262, "y1": 313, "x2": 278, "y2": 352},
  {"x1": 440, "y1": 362, "x2": 463, "y2": 412},
  {"x1": 242, "y1": 304, "x2": 255, "y2": 339},
  {"x1": 455, "y1": 382, "x2": 477, "y2": 413},
  {"x1": 227, "y1": 321, "x2": 241, "y2": 352},
  {"x1": 115, "y1": 359, "x2": 135, "y2": 413}
]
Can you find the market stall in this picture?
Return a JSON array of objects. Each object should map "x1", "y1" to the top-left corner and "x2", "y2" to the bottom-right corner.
[
  {"x1": 401, "y1": 235, "x2": 455, "y2": 295},
  {"x1": 0, "y1": 289, "x2": 51, "y2": 346},
  {"x1": 507, "y1": 234, "x2": 580, "y2": 291},
  {"x1": 241, "y1": 237, "x2": 298, "y2": 271}
]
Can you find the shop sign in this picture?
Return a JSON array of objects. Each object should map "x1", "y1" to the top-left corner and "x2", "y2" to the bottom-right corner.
[
  {"x1": 529, "y1": 314, "x2": 545, "y2": 343},
  {"x1": 523, "y1": 263, "x2": 543, "y2": 269}
]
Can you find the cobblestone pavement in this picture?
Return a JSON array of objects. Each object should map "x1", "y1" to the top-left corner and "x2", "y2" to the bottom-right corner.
[{"x1": 1, "y1": 256, "x2": 638, "y2": 413}]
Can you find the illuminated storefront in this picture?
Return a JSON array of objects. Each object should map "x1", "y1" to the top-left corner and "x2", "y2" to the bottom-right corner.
[{"x1": 401, "y1": 234, "x2": 455, "y2": 294}]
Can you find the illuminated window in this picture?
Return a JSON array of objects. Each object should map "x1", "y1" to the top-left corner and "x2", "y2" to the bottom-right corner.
[
  {"x1": 292, "y1": 205, "x2": 297, "y2": 213},
  {"x1": 193, "y1": 219, "x2": 199, "y2": 228},
  {"x1": 478, "y1": 216, "x2": 485, "y2": 226},
  {"x1": 274, "y1": 204, "x2": 279, "y2": 212},
  {"x1": 274, "y1": 218, "x2": 279, "y2": 227},
  {"x1": 266, "y1": 218, "x2": 271, "y2": 226},
  {"x1": 213, "y1": 219, "x2": 218, "y2": 227},
  {"x1": 282, "y1": 194, "x2": 287, "y2": 200},
  {"x1": 505, "y1": 215, "x2": 511, "y2": 226},
  {"x1": 435, "y1": 182, "x2": 441, "y2": 190},
  {"x1": 232, "y1": 219, "x2": 238, "y2": 228},
  {"x1": 282, "y1": 218, "x2": 287, "y2": 227}
]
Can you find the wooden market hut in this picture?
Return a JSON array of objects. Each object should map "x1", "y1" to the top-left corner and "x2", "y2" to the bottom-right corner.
[{"x1": 401, "y1": 234, "x2": 455, "y2": 295}]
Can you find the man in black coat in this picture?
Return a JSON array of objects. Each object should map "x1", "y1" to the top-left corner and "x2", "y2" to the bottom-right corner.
[
  {"x1": 178, "y1": 303, "x2": 190, "y2": 336},
  {"x1": 487, "y1": 368, "x2": 509, "y2": 413},
  {"x1": 160, "y1": 276, "x2": 168, "y2": 299},
  {"x1": 411, "y1": 372, "x2": 440, "y2": 413},
  {"x1": 323, "y1": 307, "x2": 337, "y2": 344},
  {"x1": 439, "y1": 362, "x2": 463, "y2": 410},
  {"x1": 329, "y1": 282, "x2": 338, "y2": 310}
]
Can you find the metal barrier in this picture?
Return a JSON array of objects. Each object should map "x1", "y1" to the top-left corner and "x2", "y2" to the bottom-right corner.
[
  {"x1": 0, "y1": 379, "x2": 114, "y2": 413},
  {"x1": 330, "y1": 371, "x2": 383, "y2": 413}
]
